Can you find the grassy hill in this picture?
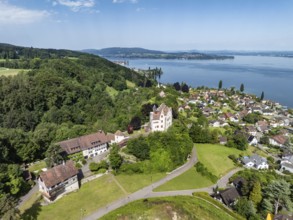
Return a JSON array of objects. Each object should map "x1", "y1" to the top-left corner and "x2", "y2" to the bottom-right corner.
[{"x1": 101, "y1": 196, "x2": 238, "y2": 220}]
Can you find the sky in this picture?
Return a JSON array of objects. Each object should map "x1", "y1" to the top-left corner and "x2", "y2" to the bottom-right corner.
[{"x1": 0, "y1": 0, "x2": 293, "y2": 51}]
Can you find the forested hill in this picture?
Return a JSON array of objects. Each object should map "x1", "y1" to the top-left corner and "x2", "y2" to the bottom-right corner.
[
  {"x1": 83, "y1": 47, "x2": 234, "y2": 60},
  {"x1": 0, "y1": 44, "x2": 147, "y2": 164},
  {"x1": 0, "y1": 43, "x2": 83, "y2": 60}
]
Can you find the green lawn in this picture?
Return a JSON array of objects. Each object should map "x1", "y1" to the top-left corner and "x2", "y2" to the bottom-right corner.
[
  {"x1": 105, "y1": 86, "x2": 118, "y2": 99},
  {"x1": 22, "y1": 174, "x2": 125, "y2": 220},
  {"x1": 0, "y1": 68, "x2": 27, "y2": 76},
  {"x1": 196, "y1": 144, "x2": 242, "y2": 177},
  {"x1": 126, "y1": 80, "x2": 135, "y2": 88},
  {"x1": 101, "y1": 196, "x2": 236, "y2": 220},
  {"x1": 154, "y1": 167, "x2": 214, "y2": 191},
  {"x1": 28, "y1": 160, "x2": 46, "y2": 173},
  {"x1": 115, "y1": 173, "x2": 166, "y2": 193},
  {"x1": 19, "y1": 191, "x2": 41, "y2": 214}
]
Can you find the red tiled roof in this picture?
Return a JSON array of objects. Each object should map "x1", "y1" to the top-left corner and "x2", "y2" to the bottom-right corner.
[
  {"x1": 59, "y1": 131, "x2": 108, "y2": 154},
  {"x1": 272, "y1": 135, "x2": 288, "y2": 145},
  {"x1": 40, "y1": 161, "x2": 78, "y2": 188},
  {"x1": 151, "y1": 103, "x2": 171, "y2": 120}
]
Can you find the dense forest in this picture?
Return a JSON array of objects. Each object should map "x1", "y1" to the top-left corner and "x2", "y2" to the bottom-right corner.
[{"x1": 0, "y1": 44, "x2": 160, "y2": 217}]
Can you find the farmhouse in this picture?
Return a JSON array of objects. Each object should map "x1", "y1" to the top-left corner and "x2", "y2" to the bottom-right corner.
[
  {"x1": 58, "y1": 130, "x2": 109, "y2": 158},
  {"x1": 150, "y1": 103, "x2": 172, "y2": 132},
  {"x1": 38, "y1": 160, "x2": 79, "y2": 202}
]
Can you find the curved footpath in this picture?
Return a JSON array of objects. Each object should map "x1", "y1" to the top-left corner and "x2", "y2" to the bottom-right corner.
[{"x1": 84, "y1": 148, "x2": 242, "y2": 220}]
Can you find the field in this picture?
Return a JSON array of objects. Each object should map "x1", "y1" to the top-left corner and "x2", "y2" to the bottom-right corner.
[
  {"x1": 101, "y1": 196, "x2": 236, "y2": 220},
  {"x1": 21, "y1": 174, "x2": 125, "y2": 220},
  {"x1": 28, "y1": 160, "x2": 46, "y2": 173},
  {"x1": 116, "y1": 173, "x2": 166, "y2": 193},
  {"x1": 196, "y1": 144, "x2": 242, "y2": 177},
  {"x1": 0, "y1": 67, "x2": 27, "y2": 76},
  {"x1": 154, "y1": 167, "x2": 214, "y2": 191}
]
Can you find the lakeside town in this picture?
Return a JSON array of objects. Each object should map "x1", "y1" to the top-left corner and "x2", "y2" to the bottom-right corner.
[{"x1": 21, "y1": 81, "x2": 293, "y2": 220}]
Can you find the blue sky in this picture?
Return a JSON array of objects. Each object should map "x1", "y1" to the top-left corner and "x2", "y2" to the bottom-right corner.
[{"x1": 0, "y1": 0, "x2": 293, "y2": 50}]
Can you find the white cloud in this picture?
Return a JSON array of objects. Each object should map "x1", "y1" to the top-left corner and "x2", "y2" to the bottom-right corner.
[
  {"x1": 55, "y1": 0, "x2": 95, "y2": 12},
  {"x1": 113, "y1": 0, "x2": 138, "y2": 3},
  {"x1": 136, "y1": 7, "x2": 144, "y2": 12},
  {"x1": 0, "y1": 1, "x2": 50, "y2": 25}
]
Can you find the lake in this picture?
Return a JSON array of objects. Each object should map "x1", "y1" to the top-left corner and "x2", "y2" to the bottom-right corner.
[{"x1": 126, "y1": 56, "x2": 293, "y2": 108}]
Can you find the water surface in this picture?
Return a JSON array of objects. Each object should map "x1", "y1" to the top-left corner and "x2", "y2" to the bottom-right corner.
[{"x1": 127, "y1": 56, "x2": 293, "y2": 108}]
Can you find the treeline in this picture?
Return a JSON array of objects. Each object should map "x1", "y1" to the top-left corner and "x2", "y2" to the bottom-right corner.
[{"x1": 0, "y1": 43, "x2": 83, "y2": 60}]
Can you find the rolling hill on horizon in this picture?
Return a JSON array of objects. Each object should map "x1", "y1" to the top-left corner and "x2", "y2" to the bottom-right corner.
[{"x1": 82, "y1": 47, "x2": 234, "y2": 60}]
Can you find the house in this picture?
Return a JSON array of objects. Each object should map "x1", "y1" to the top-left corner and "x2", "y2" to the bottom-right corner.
[
  {"x1": 150, "y1": 103, "x2": 172, "y2": 132},
  {"x1": 242, "y1": 154, "x2": 269, "y2": 169},
  {"x1": 106, "y1": 130, "x2": 129, "y2": 146},
  {"x1": 38, "y1": 160, "x2": 79, "y2": 202},
  {"x1": 58, "y1": 130, "x2": 109, "y2": 159},
  {"x1": 159, "y1": 91, "x2": 166, "y2": 98},
  {"x1": 214, "y1": 188, "x2": 240, "y2": 207},
  {"x1": 248, "y1": 135, "x2": 258, "y2": 146},
  {"x1": 280, "y1": 155, "x2": 293, "y2": 174},
  {"x1": 269, "y1": 135, "x2": 288, "y2": 147},
  {"x1": 219, "y1": 136, "x2": 227, "y2": 145},
  {"x1": 246, "y1": 126, "x2": 257, "y2": 136},
  {"x1": 232, "y1": 177, "x2": 247, "y2": 195},
  {"x1": 209, "y1": 120, "x2": 221, "y2": 128}
]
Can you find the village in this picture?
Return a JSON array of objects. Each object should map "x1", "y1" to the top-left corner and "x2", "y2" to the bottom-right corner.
[{"x1": 23, "y1": 85, "x2": 293, "y2": 220}]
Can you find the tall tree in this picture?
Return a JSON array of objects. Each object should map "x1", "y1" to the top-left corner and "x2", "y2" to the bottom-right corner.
[
  {"x1": 181, "y1": 83, "x2": 189, "y2": 93},
  {"x1": 218, "y1": 80, "x2": 223, "y2": 90},
  {"x1": 109, "y1": 144, "x2": 123, "y2": 171},
  {"x1": 249, "y1": 181, "x2": 262, "y2": 208},
  {"x1": 173, "y1": 82, "x2": 181, "y2": 91},
  {"x1": 260, "y1": 91, "x2": 264, "y2": 100},
  {"x1": 234, "y1": 197, "x2": 256, "y2": 219},
  {"x1": 263, "y1": 179, "x2": 292, "y2": 214},
  {"x1": 240, "y1": 83, "x2": 244, "y2": 92},
  {"x1": 45, "y1": 144, "x2": 64, "y2": 168}
]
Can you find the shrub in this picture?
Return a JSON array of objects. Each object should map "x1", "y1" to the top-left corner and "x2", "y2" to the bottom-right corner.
[
  {"x1": 195, "y1": 162, "x2": 218, "y2": 183},
  {"x1": 89, "y1": 162, "x2": 100, "y2": 172}
]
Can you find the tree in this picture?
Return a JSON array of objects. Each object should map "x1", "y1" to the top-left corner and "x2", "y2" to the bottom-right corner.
[
  {"x1": 218, "y1": 80, "x2": 223, "y2": 90},
  {"x1": 129, "y1": 116, "x2": 141, "y2": 130},
  {"x1": 263, "y1": 179, "x2": 292, "y2": 214},
  {"x1": 260, "y1": 91, "x2": 264, "y2": 100},
  {"x1": 0, "y1": 194, "x2": 20, "y2": 220},
  {"x1": 249, "y1": 181, "x2": 262, "y2": 208},
  {"x1": 173, "y1": 82, "x2": 181, "y2": 91},
  {"x1": 234, "y1": 197, "x2": 256, "y2": 219},
  {"x1": 109, "y1": 145, "x2": 123, "y2": 171},
  {"x1": 240, "y1": 83, "x2": 244, "y2": 92},
  {"x1": 45, "y1": 144, "x2": 64, "y2": 168},
  {"x1": 127, "y1": 136, "x2": 150, "y2": 160},
  {"x1": 181, "y1": 83, "x2": 189, "y2": 93}
]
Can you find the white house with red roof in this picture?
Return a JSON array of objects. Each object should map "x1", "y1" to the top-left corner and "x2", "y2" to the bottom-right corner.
[
  {"x1": 150, "y1": 103, "x2": 172, "y2": 132},
  {"x1": 38, "y1": 160, "x2": 79, "y2": 202},
  {"x1": 58, "y1": 130, "x2": 109, "y2": 159}
]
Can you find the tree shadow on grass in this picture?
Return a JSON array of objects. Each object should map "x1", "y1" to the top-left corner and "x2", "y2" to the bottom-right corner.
[{"x1": 21, "y1": 201, "x2": 42, "y2": 220}]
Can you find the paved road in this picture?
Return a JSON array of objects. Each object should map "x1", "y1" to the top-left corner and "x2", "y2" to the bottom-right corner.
[
  {"x1": 81, "y1": 151, "x2": 109, "y2": 177},
  {"x1": 84, "y1": 145, "x2": 243, "y2": 220},
  {"x1": 84, "y1": 147, "x2": 198, "y2": 220},
  {"x1": 17, "y1": 181, "x2": 39, "y2": 208}
]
